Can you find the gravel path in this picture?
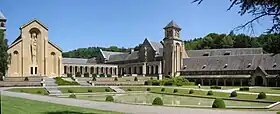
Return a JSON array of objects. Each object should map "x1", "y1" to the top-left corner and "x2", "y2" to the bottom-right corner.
[{"x1": 1, "y1": 90, "x2": 276, "y2": 114}]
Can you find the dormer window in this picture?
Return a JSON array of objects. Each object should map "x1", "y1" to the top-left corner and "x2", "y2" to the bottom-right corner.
[
  {"x1": 203, "y1": 52, "x2": 210, "y2": 56},
  {"x1": 183, "y1": 65, "x2": 187, "y2": 69},
  {"x1": 247, "y1": 63, "x2": 252, "y2": 68},
  {"x1": 273, "y1": 63, "x2": 277, "y2": 68},
  {"x1": 224, "y1": 51, "x2": 231, "y2": 55},
  {"x1": 0, "y1": 22, "x2": 4, "y2": 27},
  {"x1": 224, "y1": 64, "x2": 228, "y2": 68},
  {"x1": 202, "y1": 65, "x2": 206, "y2": 69}
]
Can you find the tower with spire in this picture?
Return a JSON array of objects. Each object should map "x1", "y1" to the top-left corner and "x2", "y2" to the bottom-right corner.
[
  {"x1": 0, "y1": 11, "x2": 6, "y2": 31},
  {"x1": 162, "y1": 20, "x2": 186, "y2": 77}
]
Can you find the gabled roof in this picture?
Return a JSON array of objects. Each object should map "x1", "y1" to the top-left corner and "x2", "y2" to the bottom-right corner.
[
  {"x1": 20, "y1": 19, "x2": 48, "y2": 30},
  {"x1": 164, "y1": 20, "x2": 181, "y2": 30},
  {"x1": 48, "y1": 41, "x2": 62, "y2": 52},
  {"x1": 62, "y1": 58, "x2": 89, "y2": 64},
  {"x1": 0, "y1": 11, "x2": 6, "y2": 21},
  {"x1": 100, "y1": 49, "x2": 126, "y2": 60},
  {"x1": 143, "y1": 38, "x2": 163, "y2": 56}
]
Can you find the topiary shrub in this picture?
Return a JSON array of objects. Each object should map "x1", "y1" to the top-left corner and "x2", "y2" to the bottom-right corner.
[
  {"x1": 147, "y1": 88, "x2": 151, "y2": 91},
  {"x1": 150, "y1": 77, "x2": 153, "y2": 80},
  {"x1": 67, "y1": 73, "x2": 73, "y2": 77},
  {"x1": 107, "y1": 74, "x2": 112, "y2": 78},
  {"x1": 230, "y1": 91, "x2": 237, "y2": 97},
  {"x1": 105, "y1": 88, "x2": 110, "y2": 92},
  {"x1": 189, "y1": 89, "x2": 194, "y2": 94},
  {"x1": 134, "y1": 77, "x2": 138, "y2": 81},
  {"x1": 152, "y1": 97, "x2": 163, "y2": 105},
  {"x1": 92, "y1": 77, "x2": 96, "y2": 81},
  {"x1": 144, "y1": 80, "x2": 153, "y2": 85},
  {"x1": 84, "y1": 72, "x2": 90, "y2": 77},
  {"x1": 173, "y1": 89, "x2": 178, "y2": 93},
  {"x1": 257, "y1": 92, "x2": 267, "y2": 99},
  {"x1": 210, "y1": 86, "x2": 221, "y2": 89},
  {"x1": 100, "y1": 74, "x2": 106, "y2": 77},
  {"x1": 20, "y1": 90, "x2": 24, "y2": 92},
  {"x1": 161, "y1": 88, "x2": 165, "y2": 92},
  {"x1": 114, "y1": 77, "x2": 118, "y2": 81},
  {"x1": 239, "y1": 87, "x2": 250, "y2": 91},
  {"x1": 105, "y1": 95, "x2": 114, "y2": 102},
  {"x1": 24, "y1": 77, "x2": 29, "y2": 81},
  {"x1": 69, "y1": 94, "x2": 76, "y2": 98},
  {"x1": 92, "y1": 74, "x2": 97, "y2": 77},
  {"x1": 75, "y1": 72, "x2": 81, "y2": 77},
  {"x1": 207, "y1": 90, "x2": 213, "y2": 95},
  {"x1": 212, "y1": 98, "x2": 225, "y2": 108},
  {"x1": 68, "y1": 89, "x2": 74, "y2": 93},
  {"x1": 88, "y1": 89, "x2": 92, "y2": 92},
  {"x1": 127, "y1": 88, "x2": 132, "y2": 91},
  {"x1": 37, "y1": 90, "x2": 42, "y2": 94}
]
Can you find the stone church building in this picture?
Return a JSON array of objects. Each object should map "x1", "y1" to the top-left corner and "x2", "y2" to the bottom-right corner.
[{"x1": 1, "y1": 12, "x2": 280, "y2": 86}]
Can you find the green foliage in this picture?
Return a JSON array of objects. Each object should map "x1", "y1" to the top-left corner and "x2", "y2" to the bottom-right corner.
[
  {"x1": 75, "y1": 72, "x2": 81, "y2": 77},
  {"x1": 54, "y1": 77, "x2": 79, "y2": 85},
  {"x1": 230, "y1": 91, "x2": 238, "y2": 97},
  {"x1": 105, "y1": 95, "x2": 114, "y2": 102},
  {"x1": 88, "y1": 89, "x2": 92, "y2": 92},
  {"x1": 62, "y1": 46, "x2": 129, "y2": 58},
  {"x1": 212, "y1": 98, "x2": 225, "y2": 108},
  {"x1": 0, "y1": 30, "x2": 9, "y2": 78},
  {"x1": 239, "y1": 87, "x2": 250, "y2": 91},
  {"x1": 105, "y1": 88, "x2": 110, "y2": 92},
  {"x1": 257, "y1": 92, "x2": 267, "y2": 99},
  {"x1": 189, "y1": 89, "x2": 194, "y2": 94},
  {"x1": 161, "y1": 88, "x2": 165, "y2": 92},
  {"x1": 210, "y1": 86, "x2": 221, "y2": 89},
  {"x1": 107, "y1": 74, "x2": 112, "y2": 77},
  {"x1": 68, "y1": 89, "x2": 74, "y2": 93},
  {"x1": 173, "y1": 89, "x2": 178, "y2": 93},
  {"x1": 152, "y1": 97, "x2": 163, "y2": 105},
  {"x1": 69, "y1": 94, "x2": 76, "y2": 98},
  {"x1": 147, "y1": 88, "x2": 151, "y2": 91},
  {"x1": 127, "y1": 88, "x2": 132, "y2": 91},
  {"x1": 24, "y1": 77, "x2": 29, "y2": 81},
  {"x1": 67, "y1": 73, "x2": 73, "y2": 77},
  {"x1": 84, "y1": 72, "x2": 89, "y2": 77},
  {"x1": 207, "y1": 91, "x2": 213, "y2": 95},
  {"x1": 37, "y1": 90, "x2": 42, "y2": 94},
  {"x1": 144, "y1": 77, "x2": 195, "y2": 86},
  {"x1": 92, "y1": 77, "x2": 96, "y2": 81},
  {"x1": 92, "y1": 74, "x2": 97, "y2": 77},
  {"x1": 100, "y1": 74, "x2": 106, "y2": 77},
  {"x1": 134, "y1": 77, "x2": 138, "y2": 81},
  {"x1": 114, "y1": 77, "x2": 118, "y2": 81}
]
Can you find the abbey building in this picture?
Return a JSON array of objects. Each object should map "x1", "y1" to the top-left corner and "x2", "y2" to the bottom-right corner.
[{"x1": 1, "y1": 12, "x2": 280, "y2": 86}]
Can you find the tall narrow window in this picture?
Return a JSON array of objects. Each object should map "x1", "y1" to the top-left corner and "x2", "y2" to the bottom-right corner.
[
  {"x1": 30, "y1": 67, "x2": 33, "y2": 75},
  {"x1": 35, "y1": 67, "x2": 37, "y2": 74}
]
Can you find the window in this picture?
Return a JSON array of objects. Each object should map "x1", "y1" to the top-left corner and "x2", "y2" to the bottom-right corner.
[
  {"x1": 273, "y1": 63, "x2": 277, "y2": 68},
  {"x1": 224, "y1": 51, "x2": 231, "y2": 55},
  {"x1": 30, "y1": 67, "x2": 33, "y2": 75},
  {"x1": 224, "y1": 64, "x2": 228, "y2": 68},
  {"x1": 35, "y1": 67, "x2": 37, "y2": 74},
  {"x1": 202, "y1": 65, "x2": 206, "y2": 69},
  {"x1": 247, "y1": 63, "x2": 252, "y2": 68},
  {"x1": 203, "y1": 53, "x2": 209, "y2": 56}
]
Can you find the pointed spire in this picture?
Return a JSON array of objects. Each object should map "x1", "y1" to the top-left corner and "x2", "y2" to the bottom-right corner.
[
  {"x1": 164, "y1": 20, "x2": 181, "y2": 30},
  {"x1": 0, "y1": 11, "x2": 6, "y2": 21}
]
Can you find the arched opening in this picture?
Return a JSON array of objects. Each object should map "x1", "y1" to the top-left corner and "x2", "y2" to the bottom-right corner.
[
  {"x1": 255, "y1": 76, "x2": 264, "y2": 86},
  {"x1": 90, "y1": 67, "x2": 94, "y2": 74},
  {"x1": 64, "y1": 66, "x2": 67, "y2": 74},
  {"x1": 69, "y1": 66, "x2": 73, "y2": 74}
]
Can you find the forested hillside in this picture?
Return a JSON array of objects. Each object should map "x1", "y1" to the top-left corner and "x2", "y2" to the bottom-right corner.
[{"x1": 62, "y1": 33, "x2": 280, "y2": 58}]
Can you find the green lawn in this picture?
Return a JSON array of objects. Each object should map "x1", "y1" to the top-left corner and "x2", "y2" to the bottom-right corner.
[
  {"x1": 181, "y1": 86, "x2": 245, "y2": 90},
  {"x1": 60, "y1": 87, "x2": 114, "y2": 93},
  {"x1": 1, "y1": 95, "x2": 122, "y2": 114},
  {"x1": 249, "y1": 87, "x2": 280, "y2": 94},
  {"x1": 121, "y1": 87, "x2": 280, "y2": 101},
  {"x1": 55, "y1": 77, "x2": 79, "y2": 85},
  {"x1": 8, "y1": 88, "x2": 49, "y2": 95}
]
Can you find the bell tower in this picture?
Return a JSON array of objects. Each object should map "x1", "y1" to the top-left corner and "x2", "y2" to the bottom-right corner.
[
  {"x1": 163, "y1": 20, "x2": 184, "y2": 77},
  {"x1": 0, "y1": 11, "x2": 6, "y2": 31}
]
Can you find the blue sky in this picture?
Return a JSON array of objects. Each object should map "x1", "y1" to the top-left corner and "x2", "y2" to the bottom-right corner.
[{"x1": 1, "y1": 0, "x2": 270, "y2": 52}]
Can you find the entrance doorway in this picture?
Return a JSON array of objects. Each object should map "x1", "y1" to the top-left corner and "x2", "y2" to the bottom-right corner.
[{"x1": 255, "y1": 76, "x2": 264, "y2": 86}]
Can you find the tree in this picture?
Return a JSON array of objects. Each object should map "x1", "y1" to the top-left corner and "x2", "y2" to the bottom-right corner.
[
  {"x1": 0, "y1": 30, "x2": 9, "y2": 77},
  {"x1": 193, "y1": 0, "x2": 280, "y2": 33}
]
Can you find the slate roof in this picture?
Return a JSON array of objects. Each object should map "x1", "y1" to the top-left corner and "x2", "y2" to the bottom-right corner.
[
  {"x1": 62, "y1": 58, "x2": 89, "y2": 64},
  {"x1": 100, "y1": 49, "x2": 126, "y2": 60},
  {"x1": 151, "y1": 41, "x2": 163, "y2": 55},
  {"x1": 107, "y1": 51, "x2": 139, "y2": 62},
  {"x1": 0, "y1": 11, "x2": 6, "y2": 21},
  {"x1": 164, "y1": 20, "x2": 181, "y2": 29},
  {"x1": 182, "y1": 54, "x2": 280, "y2": 71},
  {"x1": 187, "y1": 48, "x2": 263, "y2": 57}
]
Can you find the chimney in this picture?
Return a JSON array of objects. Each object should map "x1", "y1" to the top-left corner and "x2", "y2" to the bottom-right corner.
[{"x1": 130, "y1": 48, "x2": 134, "y2": 54}]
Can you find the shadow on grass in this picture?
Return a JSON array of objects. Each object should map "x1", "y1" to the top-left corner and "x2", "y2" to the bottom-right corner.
[
  {"x1": 44, "y1": 111, "x2": 99, "y2": 114},
  {"x1": 271, "y1": 88, "x2": 280, "y2": 90}
]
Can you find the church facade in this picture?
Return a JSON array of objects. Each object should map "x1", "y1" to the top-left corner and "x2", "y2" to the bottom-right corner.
[{"x1": 1, "y1": 12, "x2": 280, "y2": 86}]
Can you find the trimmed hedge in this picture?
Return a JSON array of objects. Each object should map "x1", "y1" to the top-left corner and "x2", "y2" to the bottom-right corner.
[
  {"x1": 210, "y1": 86, "x2": 221, "y2": 89},
  {"x1": 161, "y1": 88, "x2": 165, "y2": 92},
  {"x1": 92, "y1": 77, "x2": 96, "y2": 81},
  {"x1": 134, "y1": 77, "x2": 138, "y2": 81},
  {"x1": 212, "y1": 98, "x2": 225, "y2": 108},
  {"x1": 189, "y1": 89, "x2": 194, "y2": 94},
  {"x1": 207, "y1": 91, "x2": 213, "y2": 95},
  {"x1": 69, "y1": 94, "x2": 76, "y2": 98},
  {"x1": 105, "y1": 88, "x2": 110, "y2": 92},
  {"x1": 75, "y1": 72, "x2": 81, "y2": 77},
  {"x1": 88, "y1": 89, "x2": 93, "y2": 92},
  {"x1": 92, "y1": 74, "x2": 97, "y2": 77},
  {"x1": 144, "y1": 77, "x2": 195, "y2": 86},
  {"x1": 67, "y1": 73, "x2": 73, "y2": 77},
  {"x1": 114, "y1": 77, "x2": 118, "y2": 81},
  {"x1": 107, "y1": 74, "x2": 112, "y2": 78},
  {"x1": 105, "y1": 95, "x2": 114, "y2": 102},
  {"x1": 239, "y1": 87, "x2": 250, "y2": 91},
  {"x1": 128, "y1": 88, "x2": 132, "y2": 91},
  {"x1": 37, "y1": 90, "x2": 42, "y2": 94},
  {"x1": 84, "y1": 72, "x2": 90, "y2": 77},
  {"x1": 24, "y1": 77, "x2": 29, "y2": 81},
  {"x1": 54, "y1": 77, "x2": 79, "y2": 85},
  {"x1": 152, "y1": 97, "x2": 163, "y2": 105},
  {"x1": 147, "y1": 88, "x2": 151, "y2": 91},
  {"x1": 173, "y1": 89, "x2": 178, "y2": 93},
  {"x1": 230, "y1": 91, "x2": 237, "y2": 97},
  {"x1": 257, "y1": 92, "x2": 267, "y2": 99},
  {"x1": 100, "y1": 74, "x2": 106, "y2": 77},
  {"x1": 68, "y1": 89, "x2": 74, "y2": 93}
]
